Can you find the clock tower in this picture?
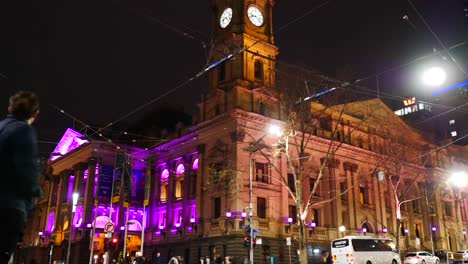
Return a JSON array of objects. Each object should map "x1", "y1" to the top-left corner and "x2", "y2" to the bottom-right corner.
[{"x1": 201, "y1": 0, "x2": 279, "y2": 121}]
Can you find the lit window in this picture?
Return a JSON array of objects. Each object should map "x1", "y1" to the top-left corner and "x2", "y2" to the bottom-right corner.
[
  {"x1": 160, "y1": 182, "x2": 168, "y2": 202},
  {"x1": 451, "y1": 131, "x2": 457, "y2": 137},
  {"x1": 359, "y1": 186, "x2": 368, "y2": 204},
  {"x1": 449, "y1": 120, "x2": 455, "y2": 125},
  {"x1": 176, "y1": 164, "x2": 185, "y2": 175},
  {"x1": 175, "y1": 178, "x2": 184, "y2": 200},
  {"x1": 419, "y1": 103, "x2": 424, "y2": 110}
]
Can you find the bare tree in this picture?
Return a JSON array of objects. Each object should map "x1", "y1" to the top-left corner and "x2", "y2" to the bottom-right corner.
[{"x1": 244, "y1": 68, "x2": 378, "y2": 264}]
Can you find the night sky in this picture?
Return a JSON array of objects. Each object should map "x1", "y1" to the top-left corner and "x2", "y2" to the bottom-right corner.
[{"x1": 1, "y1": 0, "x2": 467, "y2": 155}]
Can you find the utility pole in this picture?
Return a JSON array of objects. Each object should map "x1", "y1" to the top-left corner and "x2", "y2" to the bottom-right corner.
[{"x1": 249, "y1": 145, "x2": 254, "y2": 264}]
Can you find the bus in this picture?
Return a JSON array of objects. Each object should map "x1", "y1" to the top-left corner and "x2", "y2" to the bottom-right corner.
[{"x1": 331, "y1": 236, "x2": 401, "y2": 264}]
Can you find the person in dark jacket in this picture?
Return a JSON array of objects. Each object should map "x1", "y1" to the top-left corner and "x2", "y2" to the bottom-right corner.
[
  {"x1": 152, "y1": 252, "x2": 162, "y2": 264},
  {"x1": 0, "y1": 91, "x2": 42, "y2": 264}
]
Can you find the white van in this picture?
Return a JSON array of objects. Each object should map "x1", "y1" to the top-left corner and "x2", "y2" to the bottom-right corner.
[{"x1": 331, "y1": 236, "x2": 401, "y2": 264}]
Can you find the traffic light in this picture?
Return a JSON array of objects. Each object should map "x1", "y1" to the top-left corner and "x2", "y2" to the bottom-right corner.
[
  {"x1": 110, "y1": 238, "x2": 118, "y2": 250},
  {"x1": 243, "y1": 236, "x2": 250, "y2": 247},
  {"x1": 104, "y1": 238, "x2": 110, "y2": 252}
]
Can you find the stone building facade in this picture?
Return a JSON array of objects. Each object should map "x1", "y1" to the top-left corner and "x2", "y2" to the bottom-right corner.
[{"x1": 18, "y1": 1, "x2": 468, "y2": 264}]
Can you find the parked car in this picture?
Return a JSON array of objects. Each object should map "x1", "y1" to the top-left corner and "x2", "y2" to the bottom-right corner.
[
  {"x1": 453, "y1": 250, "x2": 468, "y2": 264},
  {"x1": 404, "y1": 251, "x2": 440, "y2": 264}
]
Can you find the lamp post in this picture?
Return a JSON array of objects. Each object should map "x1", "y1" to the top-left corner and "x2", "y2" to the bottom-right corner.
[
  {"x1": 66, "y1": 192, "x2": 79, "y2": 264},
  {"x1": 249, "y1": 143, "x2": 254, "y2": 264},
  {"x1": 448, "y1": 171, "x2": 468, "y2": 250},
  {"x1": 246, "y1": 125, "x2": 280, "y2": 264}
]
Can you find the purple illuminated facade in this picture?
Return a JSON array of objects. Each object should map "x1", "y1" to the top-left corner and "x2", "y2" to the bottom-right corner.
[{"x1": 18, "y1": 1, "x2": 468, "y2": 263}]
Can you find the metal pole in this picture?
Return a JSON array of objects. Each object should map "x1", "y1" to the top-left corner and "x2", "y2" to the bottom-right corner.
[
  {"x1": 288, "y1": 245, "x2": 291, "y2": 264},
  {"x1": 89, "y1": 206, "x2": 97, "y2": 264},
  {"x1": 67, "y1": 193, "x2": 79, "y2": 264},
  {"x1": 66, "y1": 211, "x2": 75, "y2": 264},
  {"x1": 141, "y1": 205, "x2": 146, "y2": 256},
  {"x1": 249, "y1": 146, "x2": 254, "y2": 264},
  {"x1": 123, "y1": 208, "x2": 130, "y2": 260},
  {"x1": 425, "y1": 184, "x2": 435, "y2": 255}
]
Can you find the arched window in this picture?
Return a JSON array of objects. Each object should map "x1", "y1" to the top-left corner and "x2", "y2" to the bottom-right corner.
[
  {"x1": 175, "y1": 164, "x2": 185, "y2": 200},
  {"x1": 160, "y1": 168, "x2": 169, "y2": 202},
  {"x1": 254, "y1": 60, "x2": 263, "y2": 80}
]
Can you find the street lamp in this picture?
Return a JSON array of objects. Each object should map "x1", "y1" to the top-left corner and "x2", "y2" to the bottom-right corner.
[
  {"x1": 422, "y1": 66, "x2": 447, "y2": 86},
  {"x1": 247, "y1": 124, "x2": 280, "y2": 264},
  {"x1": 448, "y1": 171, "x2": 468, "y2": 188},
  {"x1": 66, "y1": 192, "x2": 79, "y2": 264},
  {"x1": 339, "y1": 225, "x2": 346, "y2": 237}
]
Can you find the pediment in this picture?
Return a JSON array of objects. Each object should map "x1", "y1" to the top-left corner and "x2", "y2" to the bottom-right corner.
[{"x1": 50, "y1": 128, "x2": 89, "y2": 161}]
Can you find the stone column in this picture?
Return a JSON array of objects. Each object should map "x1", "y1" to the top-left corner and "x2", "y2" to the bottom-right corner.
[
  {"x1": 83, "y1": 159, "x2": 97, "y2": 225},
  {"x1": 433, "y1": 188, "x2": 447, "y2": 250}
]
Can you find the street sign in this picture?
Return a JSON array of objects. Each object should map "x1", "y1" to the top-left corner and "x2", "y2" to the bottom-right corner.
[
  {"x1": 286, "y1": 237, "x2": 291, "y2": 246},
  {"x1": 104, "y1": 221, "x2": 115, "y2": 233},
  {"x1": 256, "y1": 238, "x2": 262, "y2": 245}
]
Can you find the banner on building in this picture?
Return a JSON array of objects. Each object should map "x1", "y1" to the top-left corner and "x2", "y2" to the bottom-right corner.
[
  {"x1": 96, "y1": 165, "x2": 113, "y2": 205},
  {"x1": 112, "y1": 150, "x2": 126, "y2": 203},
  {"x1": 122, "y1": 161, "x2": 133, "y2": 208},
  {"x1": 144, "y1": 157, "x2": 152, "y2": 207}
]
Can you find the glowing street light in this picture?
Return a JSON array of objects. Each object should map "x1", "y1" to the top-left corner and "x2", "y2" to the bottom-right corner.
[
  {"x1": 339, "y1": 225, "x2": 346, "y2": 237},
  {"x1": 448, "y1": 171, "x2": 468, "y2": 188},
  {"x1": 422, "y1": 66, "x2": 447, "y2": 86}
]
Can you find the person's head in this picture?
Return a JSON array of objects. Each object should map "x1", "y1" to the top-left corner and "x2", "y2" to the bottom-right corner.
[{"x1": 8, "y1": 91, "x2": 40, "y2": 124}]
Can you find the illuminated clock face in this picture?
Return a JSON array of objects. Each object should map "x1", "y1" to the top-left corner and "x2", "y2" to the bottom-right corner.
[
  {"x1": 219, "y1": 8, "x2": 233, "y2": 28},
  {"x1": 247, "y1": 6, "x2": 263, "y2": 27}
]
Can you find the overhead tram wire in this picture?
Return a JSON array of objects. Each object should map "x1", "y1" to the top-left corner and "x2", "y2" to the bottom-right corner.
[
  {"x1": 50, "y1": 104, "x2": 237, "y2": 159},
  {"x1": 87, "y1": 1, "x2": 332, "y2": 137},
  {"x1": 136, "y1": 7, "x2": 212, "y2": 66},
  {"x1": 406, "y1": 0, "x2": 468, "y2": 78}
]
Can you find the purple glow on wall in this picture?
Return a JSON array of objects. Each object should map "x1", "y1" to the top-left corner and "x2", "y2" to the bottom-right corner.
[
  {"x1": 176, "y1": 164, "x2": 185, "y2": 175},
  {"x1": 46, "y1": 213, "x2": 56, "y2": 233},
  {"x1": 93, "y1": 216, "x2": 112, "y2": 228},
  {"x1": 73, "y1": 206, "x2": 84, "y2": 227},
  {"x1": 161, "y1": 169, "x2": 169, "y2": 179},
  {"x1": 173, "y1": 207, "x2": 183, "y2": 226},
  {"x1": 75, "y1": 218, "x2": 83, "y2": 227},
  {"x1": 50, "y1": 128, "x2": 88, "y2": 161},
  {"x1": 127, "y1": 220, "x2": 143, "y2": 231},
  {"x1": 67, "y1": 176, "x2": 75, "y2": 202},
  {"x1": 93, "y1": 206, "x2": 117, "y2": 225},
  {"x1": 192, "y1": 158, "x2": 199, "y2": 170}
]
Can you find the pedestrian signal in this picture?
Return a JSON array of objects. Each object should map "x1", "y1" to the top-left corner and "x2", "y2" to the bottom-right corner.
[{"x1": 243, "y1": 236, "x2": 250, "y2": 247}]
